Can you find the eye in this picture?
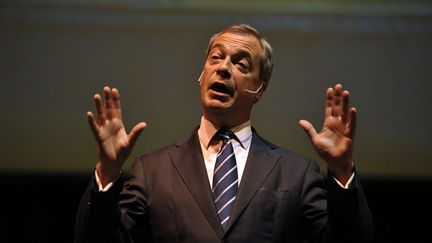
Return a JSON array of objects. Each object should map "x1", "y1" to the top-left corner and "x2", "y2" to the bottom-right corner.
[
  {"x1": 236, "y1": 60, "x2": 250, "y2": 71},
  {"x1": 238, "y1": 61, "x2": 247, "y2": 68},
  {"x1": 208, "y1": 52, "x2": 222, "y2": 64}
]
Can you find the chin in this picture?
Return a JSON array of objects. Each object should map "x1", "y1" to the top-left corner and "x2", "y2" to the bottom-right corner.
[
  {"x1": 205, "y1": 105, "x2": 229, "y2": 114},
  {"x1": 204, "y1": 98, "x2": 234, "y2": 112}
]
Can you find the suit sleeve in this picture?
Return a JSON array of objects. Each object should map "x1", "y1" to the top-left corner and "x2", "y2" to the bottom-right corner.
[
  {"x1": 325, "y1": 169, "x2": 373, "y2": 243},
  {"x1": 74, "y1": 158, "x2": 151, "y2": 243},
  {"x1": 300, "y1": 161, "x2": 373, "y2": 243}
]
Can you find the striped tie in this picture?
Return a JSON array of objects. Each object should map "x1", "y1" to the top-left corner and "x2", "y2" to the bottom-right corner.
[{"x1": 212, "y1": 129, "x2": 238, "y2": 230}]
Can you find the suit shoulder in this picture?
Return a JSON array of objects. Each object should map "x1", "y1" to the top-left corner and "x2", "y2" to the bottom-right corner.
[
  {"x1": 273, "y1": 145, "x2": 315, "y2": 167},
  {"x1": 134, "y1": 128, "x2": 197, "y2": 163},
  {"x1": 256, "y1": 133, "x2": 310, "y2": 161},
  {"x1": 277, "y1": 147, "x2": 310, "y2": 161},
  {"x1": 255, "y1": 133, "x2": 317, "y2": 170},
  {"x1": 134, "y1": 143, "x2": 176, "y2": 163}
]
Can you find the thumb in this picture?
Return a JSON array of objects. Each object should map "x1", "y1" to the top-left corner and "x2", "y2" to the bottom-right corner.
[
  {"x1": 128, "y1": 122, "x2": 147, "y2": 148},
  {"x1": 298, "y1": 120, "x2": 317, "y2": 140}
]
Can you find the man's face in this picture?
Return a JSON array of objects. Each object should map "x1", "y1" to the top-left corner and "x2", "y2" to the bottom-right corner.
[{"x1": 199, "y1": 32, "x2": 265, "y2": 127}]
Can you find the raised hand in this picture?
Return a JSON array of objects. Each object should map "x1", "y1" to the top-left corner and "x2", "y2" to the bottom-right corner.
[
  {"x1": 87, "y1": 87, "x2": 147, "y2": 186},
  {"x1": 299, "y1": 84, "x2": 356, "y2": 184}
]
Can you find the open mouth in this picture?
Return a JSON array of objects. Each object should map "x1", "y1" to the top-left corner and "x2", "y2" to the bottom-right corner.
[{"x1": 209, "y1": 82, "x2": 234, "y2": 96}]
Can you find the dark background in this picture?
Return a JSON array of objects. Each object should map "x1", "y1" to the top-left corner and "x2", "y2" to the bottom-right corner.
[
  {"x1": 1, "y1": 1, "x2": 432, "y2": 242},
  {"x1": 1, "y1": 173, "x2": 431, "y2": 243}
]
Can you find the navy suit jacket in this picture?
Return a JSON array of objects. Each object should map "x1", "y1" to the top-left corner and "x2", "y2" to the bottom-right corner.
[{"x1": 75, "y1": 128, "x2": 373, "y2": 243}]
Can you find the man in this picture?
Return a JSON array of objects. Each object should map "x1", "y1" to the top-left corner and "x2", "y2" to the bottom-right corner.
[{"x1": 75, "y1": 24, "x2": 373, "y2": 243}]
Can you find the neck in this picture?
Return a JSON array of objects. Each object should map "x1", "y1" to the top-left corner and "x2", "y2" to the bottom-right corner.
[
  {"x1": 201, "y1": 115, "x2": 251, "y2": 131},
  {"x1": 203, "y1": 112, "x2": 250, "y2": 129},
  {"x1": 203, "y1": 105, "x2": 252, "y2": 128}
]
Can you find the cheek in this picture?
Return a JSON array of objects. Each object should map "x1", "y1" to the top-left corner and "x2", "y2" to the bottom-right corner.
[
  {"x1": 201, "y1": 69, "x2": 213, "y2": 83},
  {"x1": 235, "y1": 75, "x2": 258, "y2": 90},
  {"x1": 199, "y1": 82, "x2": 206, "y2": 96}
]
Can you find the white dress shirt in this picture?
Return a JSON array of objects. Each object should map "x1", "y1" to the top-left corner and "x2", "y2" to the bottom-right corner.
[{"x1": 197, "y1": 116, "x2": 252, "y2": 188}]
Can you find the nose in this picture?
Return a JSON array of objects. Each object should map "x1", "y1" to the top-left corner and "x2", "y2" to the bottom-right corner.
[{"x1": 216, "y1": 59, "x2": 232, "y2": 80}]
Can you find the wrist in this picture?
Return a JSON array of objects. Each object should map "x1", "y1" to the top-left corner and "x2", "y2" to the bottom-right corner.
[
  {"x1": 328, "y1": 160, "x2": 354, "y2": 184},
  {"x1": 96, "y1": 162, "x2": 122, "y2": 187}
]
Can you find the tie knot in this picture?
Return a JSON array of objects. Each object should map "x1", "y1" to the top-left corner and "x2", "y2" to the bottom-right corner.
[{"x1": 217, "y1": 129, "x2": 233, "y2": 143}]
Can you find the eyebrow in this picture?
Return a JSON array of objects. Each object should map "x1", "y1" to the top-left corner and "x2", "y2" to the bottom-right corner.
[
  {"x1": 210, "y1": 43, "x2": 253, "y2": 61},
  {"x1": 210, "y1": 43, "x2": 226, "y2": 53}
]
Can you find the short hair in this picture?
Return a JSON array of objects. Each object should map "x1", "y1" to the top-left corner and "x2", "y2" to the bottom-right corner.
[{"x1": 205, "y1": 24, "x2": 274, "y2": 84}]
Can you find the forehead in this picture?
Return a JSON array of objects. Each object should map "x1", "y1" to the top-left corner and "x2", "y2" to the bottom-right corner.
[{"x1": 210, "y1": 32, "x2": 262, "y2": 59}]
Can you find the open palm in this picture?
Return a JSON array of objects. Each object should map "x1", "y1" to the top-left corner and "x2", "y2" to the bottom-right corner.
[
  {"x1": 299, "y1": 84, "x2": 356, "y2": 183},
  {"x1": 87, "y1": 87, "x2": 147, "y2": 184}
]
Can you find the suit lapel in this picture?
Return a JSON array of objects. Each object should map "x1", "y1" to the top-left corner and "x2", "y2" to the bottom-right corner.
[
  {"x1": 226, "y1": 131, "x2": 280, "y2": 233},
  {"x1": 168, "y1": 128, "x2": 224, "y2": 239}
]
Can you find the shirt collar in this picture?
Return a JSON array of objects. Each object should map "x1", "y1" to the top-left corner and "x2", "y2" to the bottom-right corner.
[{"x1": 198, "y1": 116, "x2": 252, "y2": 149}]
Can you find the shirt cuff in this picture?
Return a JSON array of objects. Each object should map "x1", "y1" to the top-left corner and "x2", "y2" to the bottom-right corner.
[
  {"x1": 95, "y1": 170, "x2": 122, "y2": 192},
  {"x1": 333, "y1": 172, "x2": 355, "y2": 189}
]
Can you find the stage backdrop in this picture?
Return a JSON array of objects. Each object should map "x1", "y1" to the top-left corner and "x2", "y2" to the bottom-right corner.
[{"x1": 1, "y1": 0, "x2": 432, "y2": 177}]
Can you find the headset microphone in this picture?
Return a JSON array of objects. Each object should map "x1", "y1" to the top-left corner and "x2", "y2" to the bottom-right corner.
[
  {"x1": 244, "y1": 83, "x2": 263, "y2": 94},
  {"x1": 197, "y1": 71, "x2": 204, "y2": 83}
]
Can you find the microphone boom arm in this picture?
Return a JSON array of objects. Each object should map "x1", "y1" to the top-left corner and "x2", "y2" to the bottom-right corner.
[{"x1": 244, "y1": 83, "x2": 263, "y2": 94}]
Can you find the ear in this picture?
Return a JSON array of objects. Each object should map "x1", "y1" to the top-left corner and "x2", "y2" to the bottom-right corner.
[
  {"x1": 198, "y1": 70, "x2": 204, "y2": 83},
  {"x1": 254, "y1": 82, "x2": 267, "y2": 102}
]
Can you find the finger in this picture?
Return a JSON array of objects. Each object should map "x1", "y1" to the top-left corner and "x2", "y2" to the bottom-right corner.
[
  {"x1": 325, "y1": 87, "x2": 333, "y2": 118},
  {"x1": 298, "y1": 120, "x2": 318, "y2": 140},
  {"x1": 112, "y1": 88, "x2": 122, "y2": 120},
  {"x1": 104, "y1": 86, "x2": 113, "y2": 119},
  {"x1": 332, "y1": 84, "x2": 343, "y2": 118},
  {"x1": 128, "y1": 122, "x2": 148, "y2": 148},
  {"x1": 86, "y1": 111, "x2": 100, "y2": 140},
  {"x1": 94, "y1": 94, "x2": 105, "y2": 125},
  {"x1": 342, "y1": 90, "x2": 350, "y2": 123},
  {"x1": 348, "y1": 107, "x2": 357, "y2": 139}
]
